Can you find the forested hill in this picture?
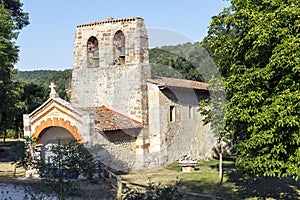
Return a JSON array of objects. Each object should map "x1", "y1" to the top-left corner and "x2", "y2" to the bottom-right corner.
[
  {"x1": 150, "y1": 42, "x2": 216, "y2": 82},
  {"x1": 16, "y1": 42, "x2": 215, "y2": 99},
  {"x1": 15, "y1": 69, "x2": 72, "y2": 100}
]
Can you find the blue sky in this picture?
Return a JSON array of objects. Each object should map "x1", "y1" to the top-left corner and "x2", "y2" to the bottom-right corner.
[{"x1": 16, "y1": 0, "x2": 230, "y2": 71}]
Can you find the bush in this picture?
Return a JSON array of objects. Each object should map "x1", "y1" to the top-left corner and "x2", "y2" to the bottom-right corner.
[{"x1": 35, "y1": 140, "x2": 98, "y2": 199}]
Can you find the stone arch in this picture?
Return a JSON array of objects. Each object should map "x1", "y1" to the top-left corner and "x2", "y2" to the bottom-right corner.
[
  {"x1": 32, "y1": 117, "x2": 82, "y2": 143},
  {"x1": 113, "y1": 30, "x2": 125, "y2": 65},
  {"x1": 87, "y1": 36, "x2": 99, "y2": 68}
]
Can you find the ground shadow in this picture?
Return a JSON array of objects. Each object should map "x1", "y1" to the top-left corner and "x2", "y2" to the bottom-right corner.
[
  {"x1": 0, "y1": 140, "x2": 24, "y2": 162},
  {"x1": 189, "y1": 157, "x2": 300, "y2": 200},
  {"x1": 226, "y1": 169, "x2": 300, "y2": 200}
]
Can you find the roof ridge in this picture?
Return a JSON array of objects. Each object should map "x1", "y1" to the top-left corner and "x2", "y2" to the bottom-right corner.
[
  {"x1": 147, "y1": 76, "x2": 209, "y2": 90},
  {"x1": 150, "y1": 76, "x2": 208, "y2": 84}
]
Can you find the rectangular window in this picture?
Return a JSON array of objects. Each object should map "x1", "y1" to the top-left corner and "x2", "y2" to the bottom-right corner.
[
  {"x1": 189, "y1": 106, "x2": 193, "y2": 119},
  {"x1": 170, "y1": 106, "x2": 175, "y2": 122}
]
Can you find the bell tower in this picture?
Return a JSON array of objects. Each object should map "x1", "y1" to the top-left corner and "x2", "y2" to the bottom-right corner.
[{"x1": 70, "y1": 17, "x2": 150, "y2": 124}]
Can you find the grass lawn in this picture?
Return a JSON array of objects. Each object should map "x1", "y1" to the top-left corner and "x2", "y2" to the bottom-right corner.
[
  {"x1": 121, "y1": 158, "x2": 300, "y2": 200},
  {"x1": 2, "y1": 140, "x2": 300, "y2": 199}
]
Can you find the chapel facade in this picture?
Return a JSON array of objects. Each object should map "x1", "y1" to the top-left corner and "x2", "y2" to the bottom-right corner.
[{"x1": 23, "y1": 17, "x2": 216, "y2": 171}]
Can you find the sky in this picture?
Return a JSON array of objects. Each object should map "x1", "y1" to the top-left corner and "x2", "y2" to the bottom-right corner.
[{"x1": 16, "y1": 0, "x2": 230, "y2": 71}]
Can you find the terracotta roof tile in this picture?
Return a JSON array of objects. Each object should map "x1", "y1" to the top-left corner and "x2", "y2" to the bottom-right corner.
[
  {"x1": 147, "y1": 76, "x2": 208, "y2": 91},
  {"x1": 84, "y1": 106, "x2": 142, "y2": 131}
]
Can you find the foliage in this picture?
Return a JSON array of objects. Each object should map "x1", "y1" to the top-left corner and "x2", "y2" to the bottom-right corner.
[
  {"x1": 16, "y1": 69, "x2": 72, "y2": 101},
  {"x1": 0, "y1": 0, "x2": 29, "y2": 140},
  {"x1": 199, "y1": 76, "x2": 228, "y2": 183},
  {"x1": 149, "y1": 42, "x2": 217, "y2": 82},
  {"x1": 123, "y1": 179, "x2": 182, "y2": 200},
  {"x1": 202, "y1": 0, "x2": 300, "y2": 179},
  {"x1": 199, "y1": 77, "x2": 227, "y2": 138},
  {"x1": 10, "y1": 139, "x2": 98, "y2": 199},
  {"x1": 5, "y1": 70, "x2": 71, "y2": 139},
  {"x1": 9, "y1": 81, "x2": 47, "y2": 139},
  {"x1": 9, "y1": 137, "x2": 39, "y2": 170},
  {"x1": 1, "y1": 0, "x2": 29, "y2": 30},
  {"x1": 36, "y1": 140, "x2": 98, "y2": 199}
]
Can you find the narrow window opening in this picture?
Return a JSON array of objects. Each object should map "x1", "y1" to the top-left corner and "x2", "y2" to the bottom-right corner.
[
  {"x1": 113, "y1": 30, "x2": 125, "y2": 65},
  {"x1": 170, "y1": 106, "x2": 175, "y2": 122},
  {"x1": 87, "y1": 36, "x2": 99, "y2": 68},
  {"x1": 189, "y1": 106, "x2": 193, "y2": 119}
]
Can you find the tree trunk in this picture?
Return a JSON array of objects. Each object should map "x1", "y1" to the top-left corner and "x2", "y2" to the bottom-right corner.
[
  {"x1": 218, "y1": 143, "x2": 223, "y2": 184},
  {"x1": 3, "y1": 129, "x2": 7, "y2": 143}
]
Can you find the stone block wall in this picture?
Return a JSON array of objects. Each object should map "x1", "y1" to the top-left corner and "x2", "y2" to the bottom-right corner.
[
  {"x1": 146, "y1": 84, "x2": 217, "y2": 168},
  {"x1": 71, "y1": 17, "x2": 150, "y2": 124}
]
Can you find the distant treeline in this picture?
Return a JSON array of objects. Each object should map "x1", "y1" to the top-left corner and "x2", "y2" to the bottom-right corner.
[
  {"x1": 15, "y1": 69, "x2": 72, "y2": 101},
  {"x1": 15, "y1": 42, "x2": 215, "y2": 99}
]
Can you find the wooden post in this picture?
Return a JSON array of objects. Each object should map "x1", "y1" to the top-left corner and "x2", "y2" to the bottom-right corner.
[
  {"x1": 117, "y1": 175, "x2": 123, "y2": 200},
  {"x1": 108, "y1": 169, "x2": 112, "y2": 182},
  {"x1": 13, "y1": 163, "x2": 16, "y2": 177}
]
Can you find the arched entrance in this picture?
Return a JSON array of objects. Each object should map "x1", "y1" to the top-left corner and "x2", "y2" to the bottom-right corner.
[
  {"x1": 32, "y1": 117, "x2": 82, "y2": 143},
  {"x1": 40, "y1": 126, "x2": 75, "y2": 145},
  {"x1": 39, "y1": 126, "x2": 75, "y2": 163}
]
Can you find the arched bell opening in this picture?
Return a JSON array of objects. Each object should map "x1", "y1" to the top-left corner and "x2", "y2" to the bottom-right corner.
[
  {"x1": 87, "y1": 36, "x2": 99, "y2": 68},
  {"x1": 113, "y1": 30, "x2": 125, "y2": 65}
]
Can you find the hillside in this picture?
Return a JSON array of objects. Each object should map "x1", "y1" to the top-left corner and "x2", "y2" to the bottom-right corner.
[
  {"x1": 15, "y1": 42, "x2": 215, "y2": 98},
  {"x1": 150, "y1": 42, "x2": 216, "y2": 82},
  {"x1": 15, "y1": 69, "x2": 72, "y2": 100}
]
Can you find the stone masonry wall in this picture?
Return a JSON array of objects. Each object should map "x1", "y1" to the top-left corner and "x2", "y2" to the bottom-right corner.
[
  {"x1": 71, "y1": 17, "x2": 150, "y2": 124},
  {"x1": 146, "y1": 84, "x2": 217, "y2": 168}
]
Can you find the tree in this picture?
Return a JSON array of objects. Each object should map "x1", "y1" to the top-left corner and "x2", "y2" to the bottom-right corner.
[
  {"x1": 36, "y1": 140, "x2": 97, "y2": 199},
  {"x1": 12, "y1": 139, "x2": 98, "y2": 199},
  {"x1": 199, "y1": 77, "x2": 228, "y2": 184},
  {"x1": 13, "y1": 81, "x2": 48, "y2": 138},
  {"x1": 0, "y1": 0, "x2": 29, "y2": 140},
  {"x1": 149, "y1": 42, "x2": 216, "y2": 82},
  {"x1": 9, "y1": 137, "x2": 39, "y2": 176},
  {"x1": 202, "y1": 0, "x2": 300, "y2": 179},
  {"x1": 16, "y1": 69, "x2": 73, "y2": 101}
]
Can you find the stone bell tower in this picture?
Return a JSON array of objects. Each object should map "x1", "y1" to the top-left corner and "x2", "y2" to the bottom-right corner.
[{"x1": 70, "y1": 17, "x2": 150, "y2": 124}]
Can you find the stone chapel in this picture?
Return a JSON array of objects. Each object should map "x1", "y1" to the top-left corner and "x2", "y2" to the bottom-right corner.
[{"x1": 23, "y1": 17, "x2": 216, "y2": 171}]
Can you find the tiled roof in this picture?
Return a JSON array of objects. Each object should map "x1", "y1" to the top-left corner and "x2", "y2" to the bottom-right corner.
[
  {"x1": 86, "y1": 106, "x2": 142, "y2": 131},
  {"x1": 77, "y1": 16, "x2": 143, "y2": 28},
  {"x1": 147, "y1": 76, "x2": 209, "y2": 91}
]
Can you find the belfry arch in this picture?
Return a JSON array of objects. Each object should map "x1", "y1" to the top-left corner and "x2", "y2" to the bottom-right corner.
[
  {"x1": 113, "y1": 30, "x2": 125, "y2": 65},
  {"x1": 87, "y1": 36, "x2": 99, "y2": 68}
]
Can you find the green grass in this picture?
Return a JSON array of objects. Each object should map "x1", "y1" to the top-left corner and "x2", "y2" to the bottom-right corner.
[{"x1": 122, "y1": 158, "x2": 300, "y2": 200}]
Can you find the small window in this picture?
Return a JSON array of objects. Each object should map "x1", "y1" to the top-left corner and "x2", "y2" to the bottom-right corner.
[
  {"x1": 170, "y1": 106, "x2": 175, "y2": 122},
  {"x1": 189, "y1": 106, "x2": 193, "y2": 119},
  {"x1": 87, "y1": 36, "x2": 99, "y2": 68},
  {"x1": 113, "y1": 30, "x2": 125, "y2": 65}
]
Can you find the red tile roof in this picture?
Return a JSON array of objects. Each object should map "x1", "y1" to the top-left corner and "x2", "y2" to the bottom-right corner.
[
  {"x1": 147, "y1": 76, "x2": 209, "y2": 91},
  {"x1": 85, "y1": 106, "x2": 142, "y2": 131}
]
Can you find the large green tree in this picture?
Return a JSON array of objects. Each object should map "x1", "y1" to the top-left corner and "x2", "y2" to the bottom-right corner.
[
  {"x1": 203, "y1": 0, "x2": 300, "y2": 179},
  {"x1": 0, "y1": 0, "x2": 29, "y2": 139}
]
